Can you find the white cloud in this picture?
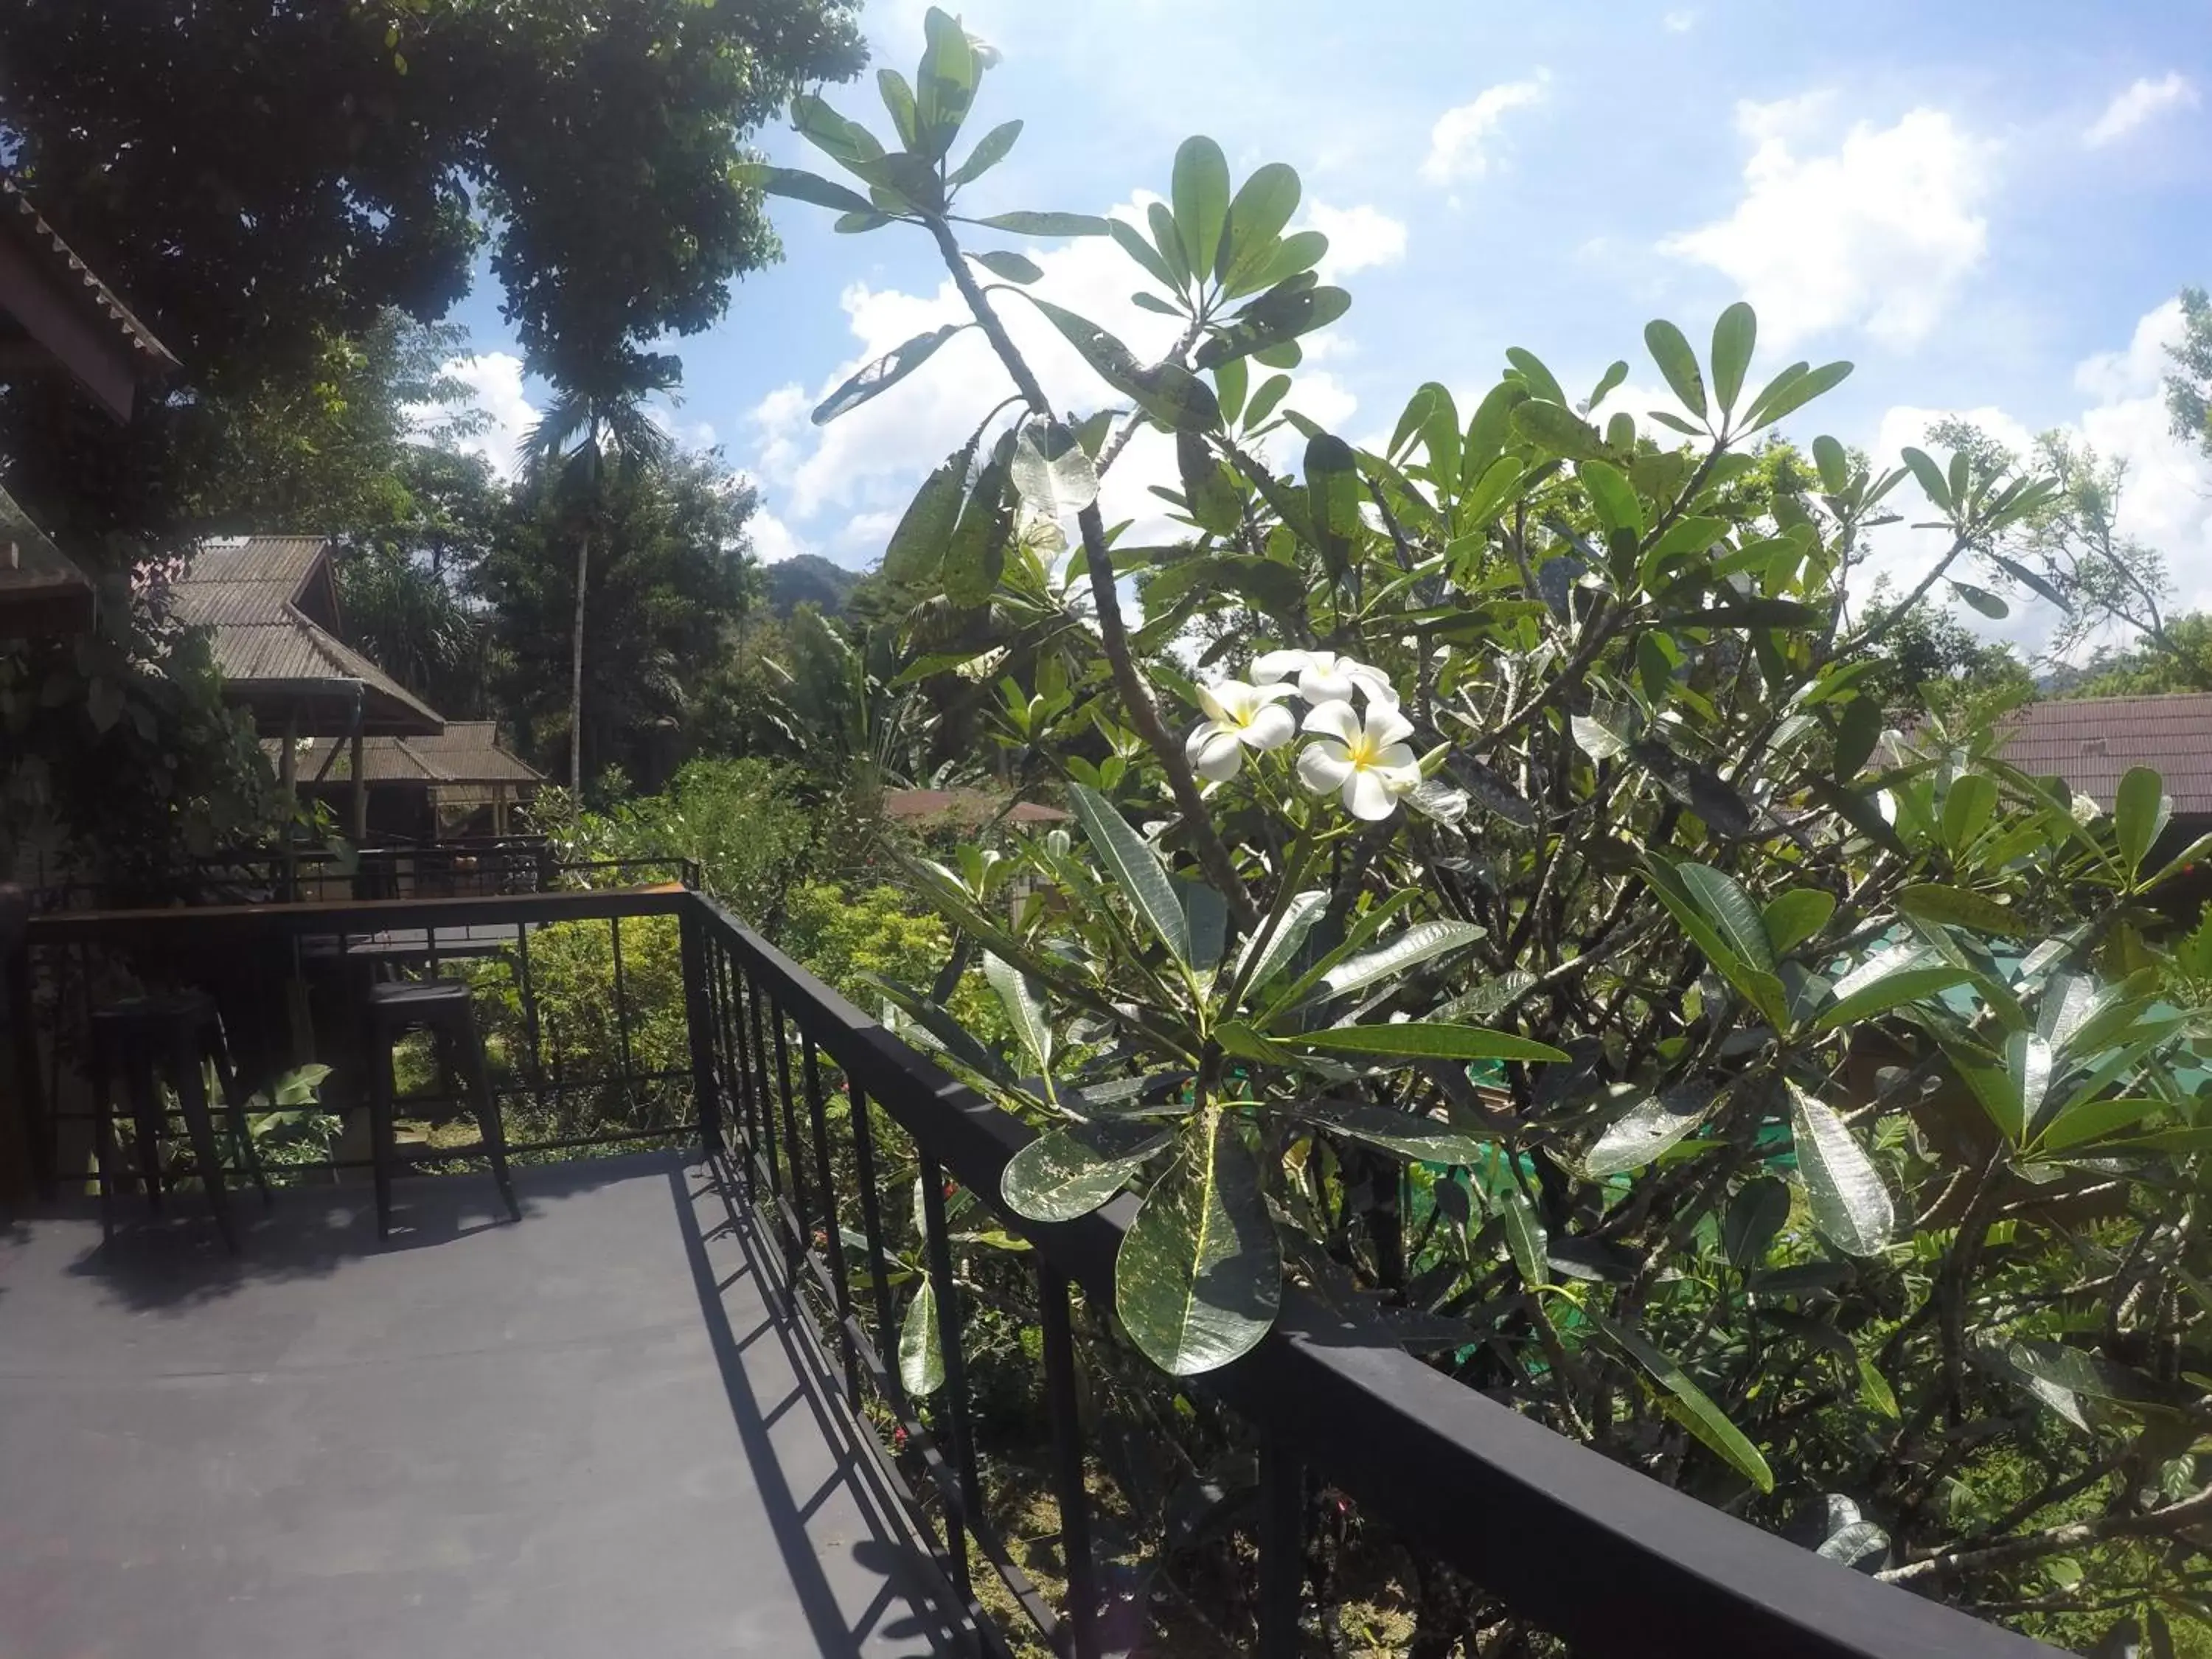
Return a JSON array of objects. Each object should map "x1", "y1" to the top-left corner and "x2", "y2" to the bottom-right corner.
[
  {"x1": 1660, "y1": 101, "x2": 1994, "y2": 351},
  {"x1": 1420, "y1": 73, "x2": 1550, "y2": 187},
  {"x1": 740, "y1": 192, "x2": 1360, "y2": 568},
  {"x1": 2084, "y1": 73, "x2": 2199, "y2": 147},
  {"x1": 414, "y1": 352, "x2": 538, "y2": 481},
  {"x1": 1307, "y1": 202, "x2": 1408, "y2": 277},
  {"x1": 745, "y1": 503, "x2": 811, "y2": 566},
  {"x1": 1865, "y1": 300, "x2": 2212, "y2": 655},
  {"x1": 1663, "y1": 10, "x2": 1698, "y2": 32}
]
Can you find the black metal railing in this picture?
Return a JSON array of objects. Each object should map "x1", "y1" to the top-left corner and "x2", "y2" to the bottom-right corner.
[
  {"x1": 683, "y1": 894, "x2": 2059, "y2": 1659},
  {"x1": 15, "y1": 884, "x2": 700, "y2": 1194},
  {"x1": 4, "y1": 883, "x2": 2062, "y2": 1657}
]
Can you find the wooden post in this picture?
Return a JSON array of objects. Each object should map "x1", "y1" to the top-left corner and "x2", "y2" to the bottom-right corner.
[
  {"x1": 348, "y1": 726, "x2": 367, "y2": 842},
  {"x1": 279, "y1": 703, "x2": 299, "y2": 902},
  {"x1": 0, "y1": 883, "x2": 42, "y2": 1203}
]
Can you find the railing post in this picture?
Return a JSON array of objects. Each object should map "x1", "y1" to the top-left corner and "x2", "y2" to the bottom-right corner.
[
  {"x1": 1040, "y1": 1265, "x2": 1100, "y2": 1659},
  {"x1": 1258, "y1": 1431, "x2": 1306, "y2": 1658},
  {"x1": 678, "y1": 901, "x2": 720, "y2": 1155},
  {"x1": 0, "y1": 885, "x2": 44, "y2": 1203}
]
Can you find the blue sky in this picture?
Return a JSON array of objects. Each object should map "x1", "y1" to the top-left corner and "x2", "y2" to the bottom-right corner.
[{"x1": 442, "y1": 0, "x2": 2212, "y2": 655}]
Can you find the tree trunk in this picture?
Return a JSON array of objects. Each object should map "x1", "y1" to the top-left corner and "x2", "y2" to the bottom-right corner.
[{"x1": 568, "y1": 521, "x2": 591, "y2": 793}]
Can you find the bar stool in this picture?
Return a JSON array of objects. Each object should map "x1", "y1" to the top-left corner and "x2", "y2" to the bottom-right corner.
[
  {"x1": 364, "y1": 979, "x2": 521, "y2": 1238},
  {"x1": 86, "y1": 991, "x2": 271, "y2": 1252}
]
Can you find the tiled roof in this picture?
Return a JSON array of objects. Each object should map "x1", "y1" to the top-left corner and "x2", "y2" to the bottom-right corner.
[
  {"x1": 0, "y1": 175, "x2": 178, "y2": 375},
  {"x1": 1994, "y1": 695, "x2": 2212, "y2": 815},
  {"x1": 271, "y1": 723, "x2": 543, "y2": 790},
  {"x1": 173, "y1": 537, "x2": 443, "y2": 737}
]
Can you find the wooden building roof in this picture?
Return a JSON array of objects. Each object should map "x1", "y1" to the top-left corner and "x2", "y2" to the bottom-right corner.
[{"x1": 171, "y1": 537, "x2": 444, "y2": 737}]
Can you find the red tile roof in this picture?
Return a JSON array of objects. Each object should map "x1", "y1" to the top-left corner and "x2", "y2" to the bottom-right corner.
[{"x1": 1994, "y1": 695, "x2": 2212, "y2": 815}]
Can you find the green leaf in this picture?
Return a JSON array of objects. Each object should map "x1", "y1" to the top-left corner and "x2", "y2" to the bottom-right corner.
[
  {"x1": 1503, "y1": 347, "x2": 1569, "y2": 408},
  {"x1": 813, "y1": 324, "x2": 963, "y2": 424},
  {"x1": 1642, "y1": 855, "x2": 1787, "y2": 1027},
  {"x1": 1572, "y1": 711, "x2": 1631, "y2": 762},
  {"x1": 1239, "y1": 229, "x2": 1327, "y2": 297},
  {"x1": 732, "y1": 162, "x2": 877, "y2": 216},
  {"x1": 1304, "y1": 432, "x2": 1362, "y2": 572},
  {"x1": 1212, "y1": 356, "x2": 1249, "y2": 424},
  {"x1": 1232, "y1": 888, "x2": 1328, "y2": 1000},
  {"x1": 1067, "y1": 784, "x2": 1191, "y2": 964},
  {"x1": 1896, "y1": 883, "x2": 2028, "y2": 937},
  {"x1": 1284, "y1": 1023, "x2": 1569, "y2": 1064},
  {"x1": 791, "y1": 93, "x2": 885, "y2": 170},
  {"x1": 1813, "y1": 966, "x2": 1970, "y2": 1033},
  {"x1": 1858, "y1": 1357, "x2": 1901, "y2": 1419},
  {"x1": 1510, "y1": 400, "x2": 1609, "y2": 462},
  {"x1": 1243, "y1": 372, "x2": 1293, "y2": 431},
  {"x1": 1677, "y1": 861, "x2": 1776, "y2": 973},
  {"x1": 1585, "y1": 1089, "x2": 1709, "y2": 1178},
  {"x1": 1643, "y1": 319, "x2": 1708, "y2": 420},
  {"x1": 1724, "y1": 1177, "x2": 1790, "y2": 1268},
  {"x1": 1901, "y1": 446, "x2": 1952, "y2": 512},
  {"x1": 1146, "y1": 201, "x2": 1193, "y2": 287},
  {"x1": 900, "y1": 1277, "x2": 945, "y2": 1397},
  {"x1": 949, "y1": 118, "x2": 1022, "y2": 187},
  {"x1": 1026, "y1": 296, "x2": 1220, "y2": 431},
  {"x1": 1176, "y1": 431, "x2": 1244, "y2": 536},
  {"x1": 1941, "y1": 772, "x2": 1998, "y2": 855},
  {"x1": 1316, "y1": 919, "x2": 1488, "y2": 1001},
  {"x1": 1002, "y1": 1118, "x2": 1169, "y2": 1222},
  {"x1": 973, "y1": 211, "x2": 1114, "y2": 237},
  {"x1": 942, "y1": 449, "x2": 1011, "y2": 605},
  {"x1": 883, "y1": 442, "x2": 977, "y2": 585},
  {"x1": 1586, "y1": 1307, "x2": 1774, "y2": 1492},
  {"x1": 1743, "y1": 360, "x2": 1851, "y2": 428},
  {"x1": 1498, "y1": 1181, "x2": 1548, "y2": 1284},
  {"x1": 1761, "y1": 888, "x2": 1835, "y2": 957},
  {"x1": 1116, "y1": 1116, "x2": 1281, "y2": 1375},
  {"x1": 973, "y1": 248, "x2": 1043, "y2": 284},
  {"x1": 1171, "y1": 136, "x2": 1233, "y2": 280},
  {"x1": 2038, "y1": 1096, "x2": 2163, "y2": 1152},
  {"x1": 914, "y1": 6, "x2": 979, "y2": 161},
  {"x1": 2115, "y1": 765, "x2": 2168, "y2": 881},
  {"x1": 1192, "y1": 283, "x2": 1352, "y2": 369},
  {"x1": 1950, "y1": 580, "x2": 2008, "y2": 619},
  {"x1": 1218, "y1": 162, "x2": 1304, "y2": 292},
  {"x1": 834, "y1": 210, "x2": 894, "y2": 234},
  {"x1": 1585, "y1": 359, "x2": 1630, "y2": 413},
  {"x1": 1710, "y1": 302, "x2": 1756, "y2": 417},
  {"x1": 1110, "y1": 216, "x2": 1182, "y2": 293},
  {"x1": 1011, "y1": 416, "x2": 1101, "y2": 517},
  {"x1": 1458, "y1": 456, "x2": 1525, "y2": 529},
  {"x1": 1579, "y1": 459, "x2": 1643, "y2": 536},
  {"x1": 1812, "y1": 434, "x2": 1849, "y2": 494},
  {"x1": 1833, "y1": 697, "x2": 1883, "y2": 780},
  {"x1": 983, "y1": 950, "x2": 1054, "y2": 1076},
  {"x1": 877, "y1": 69, "x2": 919, "y2": 147},
  {"x1": 1789, "y1": 1085, "x2": 1894, "y2": 1256},
  {"x1": 1292, "y1": 1099, "x2": 1495, "y2": 1165}
]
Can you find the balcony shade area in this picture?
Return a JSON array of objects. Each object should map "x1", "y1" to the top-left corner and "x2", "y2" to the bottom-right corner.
[{"x1": 0, "y1": 1150, "x2": 959, "y2": 1659}]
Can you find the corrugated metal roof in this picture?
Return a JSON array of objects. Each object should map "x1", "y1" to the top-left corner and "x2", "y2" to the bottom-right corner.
[
  {"x1": 1994, "y1": 695, "x2": 2212, "y2": 815},
  {"x1": 0, "y1": 175, "x2": 178, "y2": 373},
  {"x1": 0, "y1": 483, "x2": 92, "y2": 619},
  {"x1": 172, "y1": 537, "x2": 443, "y2": 736}
]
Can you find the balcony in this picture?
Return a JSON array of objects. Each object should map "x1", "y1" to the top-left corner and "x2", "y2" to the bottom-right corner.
[{"x1": 1, "y1": 884, "x2": 2059, "y2": 1658}]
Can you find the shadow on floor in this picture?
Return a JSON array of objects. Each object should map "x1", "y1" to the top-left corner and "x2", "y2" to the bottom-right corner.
[
  {"x1": 53, "y1": 1152, "x2": 674, "y2": 1315},
  {"x1": 667, "y1": 1159, "x2": 970, "y2": 1658}
]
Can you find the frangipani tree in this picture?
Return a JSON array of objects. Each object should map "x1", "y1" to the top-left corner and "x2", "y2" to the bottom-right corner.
[{"x1": 750, "y1": 14, "x2": 2212, "y2": 1644}]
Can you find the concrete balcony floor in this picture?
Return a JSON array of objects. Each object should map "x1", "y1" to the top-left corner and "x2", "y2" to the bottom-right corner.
[{"x1": 0, "y1": 1151, "x2": 959, "y2": 1658}]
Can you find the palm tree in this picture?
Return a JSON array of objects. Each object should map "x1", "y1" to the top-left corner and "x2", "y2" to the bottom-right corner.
[{"x1": 520, "y1": 347, "x2": 677, "y2": 791}]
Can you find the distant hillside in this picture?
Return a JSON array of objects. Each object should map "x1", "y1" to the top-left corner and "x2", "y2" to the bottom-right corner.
[{"x1": 765, "y1": 553, "x2": 859, "y2": 618}]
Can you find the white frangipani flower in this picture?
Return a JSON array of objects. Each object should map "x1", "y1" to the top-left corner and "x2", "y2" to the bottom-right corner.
[
  {"x1": 1185, "y1": 678, "x2": 1297, "y2": 782},
  {"x1": 1252, "y1": 649, "x2": 1399, "y2": 708},
  {"x1": 1296, "y1": 699, "x2": 1422, "y2": 820}
]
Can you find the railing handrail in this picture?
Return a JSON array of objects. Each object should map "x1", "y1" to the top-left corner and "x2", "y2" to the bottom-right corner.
[
  {"x1": 22, "y1": 883, "x2": 692, "y2": 945},
  {"x1": 690, "y1": 893, "x2": 2055, "y2": 1659}
]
